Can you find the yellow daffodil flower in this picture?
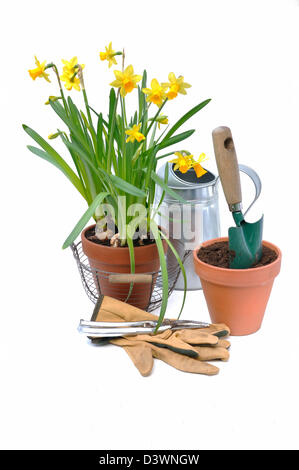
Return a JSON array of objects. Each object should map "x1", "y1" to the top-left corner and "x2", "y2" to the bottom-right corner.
[
  {"x1": 28, "y1": 56, "x2": 51, "y2": 82},
  {"x1": 100, "y1": 42, "x2": 118, "y2": 68},
  {"x1": 60, "y1": 73, "x2": 81, "y2": 91},
  {"x1": 61, "y1": 56, "x2": 85, "y2": 74},
  {"x1": 192, "y1": 153, "x2": 208, "y2": 178},
  {"x1": 162, "y1": 72, "x2": 191, "y2": 100},
  {"x1": 60, "y1": 57, "x2": 85, "y2": 91},
  {"x1": 125, "y1": 124, "x2": 146, "y2": 143},
  {"x1": 110, "y1": 65, "x2": 141, "y2": 97},
  {"x1": 170, "y1": 152, "x2": 208, "y2": 178},
  {"x1": 142, "y1": 79, "x2": 168, "y2": 107},
  {"x1": 170, "y1": 152, "x2": 194, "y2": 173}
]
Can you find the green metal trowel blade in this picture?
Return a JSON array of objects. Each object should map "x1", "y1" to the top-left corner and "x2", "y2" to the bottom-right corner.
[{"x1": 229, "y1": 215, "x2": 264, "y2": 269}]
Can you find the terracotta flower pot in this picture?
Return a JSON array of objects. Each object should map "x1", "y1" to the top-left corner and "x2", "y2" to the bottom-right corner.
[
  {"x1": 81, "y1": 225, "x2": 168, "y2": 310},
  {"x1": 193, "y1": 237, "x2": 282, "y2": 336}
]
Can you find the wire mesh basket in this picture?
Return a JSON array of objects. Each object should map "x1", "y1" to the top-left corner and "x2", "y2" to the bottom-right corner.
[{"x1": 71, "y1": 241, "x2": 191, "y2": 312}]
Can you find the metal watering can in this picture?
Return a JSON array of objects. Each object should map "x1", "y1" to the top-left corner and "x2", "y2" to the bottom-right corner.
[{"x1": 155, "y1": 162, "x2": 261, "y2": 290}]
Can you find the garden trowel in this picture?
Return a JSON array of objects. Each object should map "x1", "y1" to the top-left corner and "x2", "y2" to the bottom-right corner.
[{"x1": 212, "y1": 126, "x2": 263, "y2": 269}]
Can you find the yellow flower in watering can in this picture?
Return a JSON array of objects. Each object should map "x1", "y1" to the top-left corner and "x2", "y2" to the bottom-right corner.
[
  {"x1": 170, "y1": 151, "x2": 194, "y2": 173},
  {"x1": 192, "y1": 153, "x2": 208, "y2": 178},
  {"x1": 170, "y1": 152, "x2": 208, "y2": 177}
]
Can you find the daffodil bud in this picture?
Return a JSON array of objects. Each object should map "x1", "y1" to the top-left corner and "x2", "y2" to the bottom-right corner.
[
  {"x1": 45, "y1": 96, "x2": 60, "y2": 105},
  {"x1": 156, "y1": 115, "x2": 168, "y2": 124},
  {"x1": 48, "y1": 132, "x2": 61, "y2": 140}
]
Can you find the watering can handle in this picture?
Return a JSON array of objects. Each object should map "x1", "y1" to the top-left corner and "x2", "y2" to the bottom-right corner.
[
  {"x1": 238, "y1": 164, "x2": 262, "y2": 216},
  {"x1": 215, "y1": 164, "x2": 262, "y2": 216}
]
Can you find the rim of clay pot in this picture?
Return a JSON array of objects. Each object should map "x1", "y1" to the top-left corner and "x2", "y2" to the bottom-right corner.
[
  {"x1": 81, "y1": 224, "x2": 168, "y2": 263},
  {"x1": 193, "y1": 237, "x2": 282, "y2": 287}
]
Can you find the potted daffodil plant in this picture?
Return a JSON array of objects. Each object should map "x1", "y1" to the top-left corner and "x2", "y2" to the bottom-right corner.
[{"x1": 23, "y1": 44, "x2": 210, "y2": 327}]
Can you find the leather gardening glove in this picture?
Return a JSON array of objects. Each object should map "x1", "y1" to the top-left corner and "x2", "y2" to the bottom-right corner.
[
  {"x1": 109, "y1": 329, "x2": 230, "y2": 376},
  {"x1": 109, "y1": 337, "x2": 221, "y2": 376},
  {"x1": 91, "y1": 296, "x2": 230, "y2": 376},
  {"x1": 173, "y1": 327, "x2": 230, "y2": 362}
]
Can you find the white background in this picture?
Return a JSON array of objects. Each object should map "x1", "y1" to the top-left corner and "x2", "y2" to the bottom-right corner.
[{"x1": 1, "y1": 0, "x2": 298, "y2": 450}]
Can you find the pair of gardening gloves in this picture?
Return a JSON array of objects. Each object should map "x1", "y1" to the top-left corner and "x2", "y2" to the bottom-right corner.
[{"x1": 91, "y1": 296, "x2": 230, "y2": 376}]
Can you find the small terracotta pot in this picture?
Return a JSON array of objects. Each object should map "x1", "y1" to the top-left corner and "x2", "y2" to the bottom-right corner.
[
  {"x1": 193, "y1": 237, "x2": 282, "y2": 336},
  {"x1": 81, "y1": 225, "x2": 168, "y2": 310}
]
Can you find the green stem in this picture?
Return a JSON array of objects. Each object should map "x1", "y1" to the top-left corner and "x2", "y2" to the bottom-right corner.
[
  {"x1": 149, "y1": 121, "x2": 157, "y2": 148},
  {"x1": 50, "y1": 64, "x2": 69, "y2": 115},
  {"x1": 88, "y1": 105, "x2": 99, "y2": 117},
  {"x1": 107, "y1": 90, "x2": 120, "y2": 171},
  {"x1": 140, "y1": 102, "x2": 151, "y2": 125},
  {"x1": 145, "y1": 99, "x2": 168, "y2": 137},
  {"x1": 120, "y1": 97, "x2": 128, "y2": 128},
  {"x1": 76, "y1": 64, "x2": 93, "y2": 129},
  {"x1": 156, "y1": 150, "x2": 175, "y2": 160},
  {"x1": 82, "y1": 88, "x2": 93, "y2": 128},
  {"x1": 155, "y1": 123, "x2": 170, "y2": 145}
]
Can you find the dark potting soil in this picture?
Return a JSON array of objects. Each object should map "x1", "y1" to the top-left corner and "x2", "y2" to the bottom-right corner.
[
  {"x1": 197, "y1": 241, "x2": 278, "y2": 269},
  {"x1": 85, "y1": 227, "x2": 156, "y2": 247}
]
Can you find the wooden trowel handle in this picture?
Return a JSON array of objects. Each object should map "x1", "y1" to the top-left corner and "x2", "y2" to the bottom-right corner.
[{"x1": 212, "y1": 126, "x2": 242, "y2": 211}]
